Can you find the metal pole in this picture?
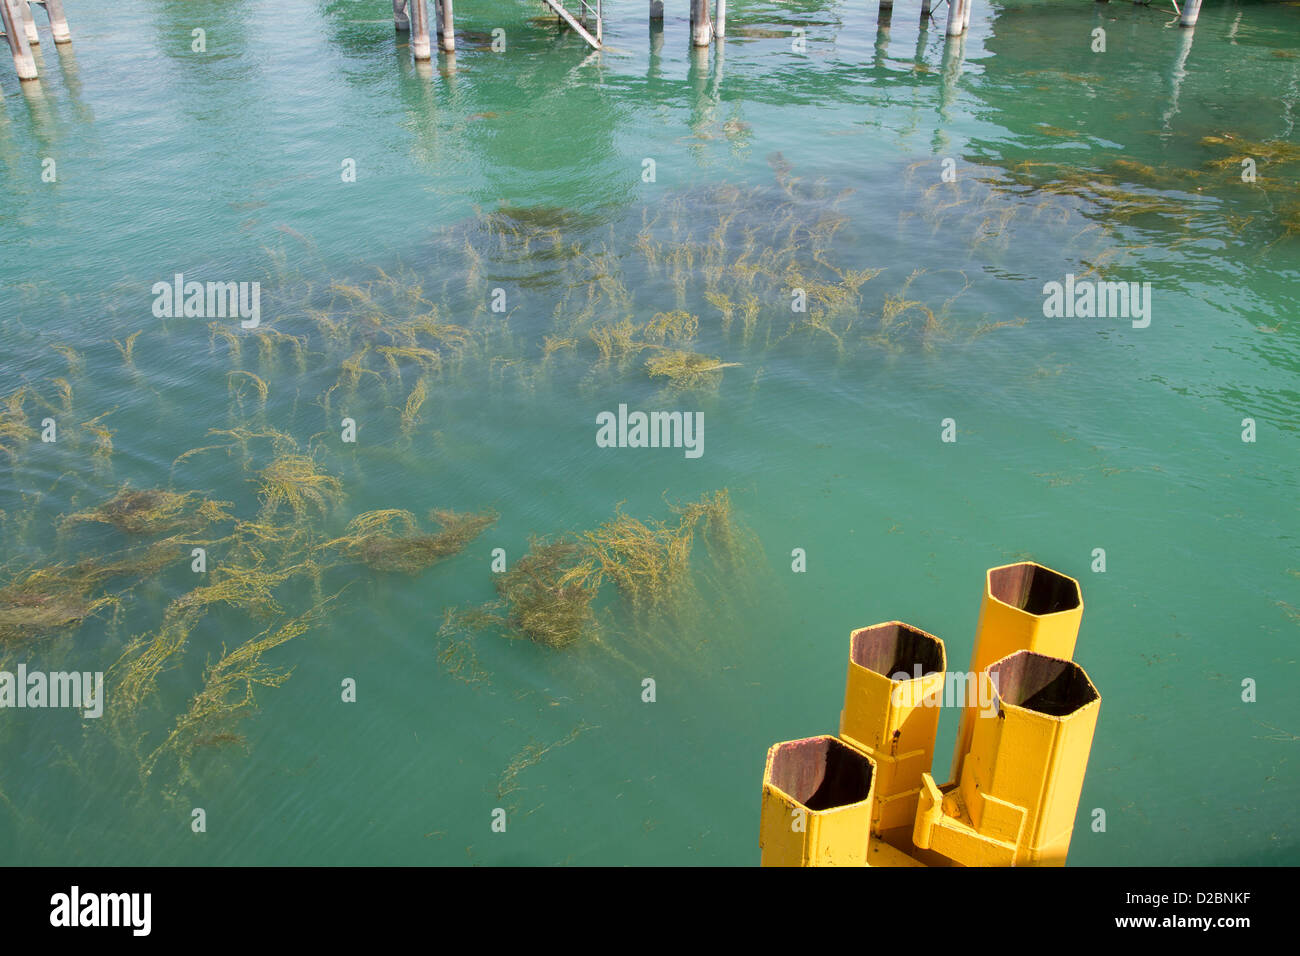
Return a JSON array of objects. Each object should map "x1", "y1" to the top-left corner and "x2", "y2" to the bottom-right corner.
[{"x1": 410, "y1": 0, "x2": 431, "y2": 59}]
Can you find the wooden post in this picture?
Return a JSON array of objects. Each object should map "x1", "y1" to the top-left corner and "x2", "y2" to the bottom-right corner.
[
  {"x1": 440, "y1": 0, "x2": 455, "y2": 52},
  {"x1": 715, "y1": 0, "x2": 726, "y2": 38},
  {"x1": 1180, "y1": 0, "x2": 1202, "y2": 26},
  {"x1": 1, "y1": 0, "x2": 38, "y2": 79},
  {"x1": 921, "y1": 0, "x2": 931, "y2": 19},
  {"x1": 649, "y1": 0, "x2": 664, "y2": 20},
  {"x1": 410, "y1": 0, "x2": 431, "y2": 59},
  {"x1": 393, "y1": 0, "x2": 410, "y2": 30},
  {"x1": 880, "y1": 0, "x2": 893, "y2": 10},
  {"x1": 946, "y1": 0, "x2": 965, "y2": 36},
  {"x1": 963, "y1": 0, "x2": 973, "y2": 30},
  {"x1": 40, "y1": 0, "x2": 71, "y2": 42},
  {"x1": 19, "y1": 0, "x2": 38, "y2": 44},
  {"x1": 690, "y1": 0, "x2": 712, "y2": 47}
]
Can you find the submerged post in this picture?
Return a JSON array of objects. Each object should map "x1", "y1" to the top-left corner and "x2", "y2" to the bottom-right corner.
[
  {"x1": 690, "y1": 0, "x2": 712, "y2": 47},
  {"x1": 19, "y1": 0, "x2": 38, "y2": 44},
  {"x1": 946, "y1": 0, "x2": 966, "y2": 35},
  {"x1": 650, "y1": 0, "x2": 663, "y2": 21},
  {"x1": 393, "y1": 0, "x2": 410, "y2": 30},
  {"x1": 39, "y1": 0, "x2": 70, "y2": 43},
  {"x1": 1180, "y1": 0, "x2": 1202, "y2": 26},
  {"x1": 410, "y1": 0, "x2": 431, "y2": 59},
  {"x1": 1, "y1": 0, "x2": 38, "y2": 79},
  {"x1": 963, "y1": 0, "x2": 973, "y2": 30},
  {"x1": 715, "y1": 0, "x2": 726, "y2": 39},
  {"x1": 921, "y1": 0, "x2": 931, "y2": 19},
  {"x1": 440, "y1": 0, "x2": 455, "y2": 52}
]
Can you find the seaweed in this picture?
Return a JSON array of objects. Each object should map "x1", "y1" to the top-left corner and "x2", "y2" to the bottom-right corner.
[
  {"x1": 323, "y1": 508, "x2": 497, "y2": 573},
  {"x1": 644, "y1": 349, "x2": 740, "y2": 391},
  {"x1": 63, "y1": 486, "x2": 232, "y2": 536},
  {"x1": 495, "y1": 537, "x2": 602, "y2": 648},
  {"x1": 256, "y1": 455, "x2": 344, "y2": 518}
]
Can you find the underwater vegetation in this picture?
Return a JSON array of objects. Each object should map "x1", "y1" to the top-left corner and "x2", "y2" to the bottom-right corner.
[
  {"x1": 480, "y1": 490, "x2": 742, "y2": 650},
  {"x1": 323, "y1": 508, "x2": 497, "y2": 573},
  {"x1": 62, "y1": 486, "x2": 233, "y2": 536}
]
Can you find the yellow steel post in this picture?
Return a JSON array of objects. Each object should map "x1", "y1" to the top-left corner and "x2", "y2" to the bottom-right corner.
[
  {"x1": 838, "y1": 621, "x2": 946, "y2": 834},
  {"x1": 915, "y1": 649, "x2": 1100, "y2": 866},
  {"x1": 759, "y1": 735, "x2": 876, "y2": 866},
  {"x1": 949, "y1": 562, "x2": 1082, "y2": 784}
]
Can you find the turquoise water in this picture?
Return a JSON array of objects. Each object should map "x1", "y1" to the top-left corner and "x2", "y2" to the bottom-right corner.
[{"x1": 1, "y1": 0, "x2": 1297, "y2": 865}]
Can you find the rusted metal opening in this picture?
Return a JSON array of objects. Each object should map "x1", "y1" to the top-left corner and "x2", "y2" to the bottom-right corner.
[
  {"x1": 770, "y1": 736, "x2": 873, "y2": 812},
  {"x1": 850, "y1": 622, "x2": 944, "y2": 679},
  {"x1": 989, "y1": 651, "x2": 1098, "y2": 717},
  {"x1": 989, "y1": 563, "x2": 1080, "y2": 616}
]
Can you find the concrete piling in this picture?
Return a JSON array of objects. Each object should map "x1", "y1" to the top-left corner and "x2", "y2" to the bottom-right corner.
[
  {"x1": 410, "y1": 0, "x2": 431, "y2": 59},
  {"x1": 1, "y1": 0, "x2": 38, "y2": 80},
  {"x1": 439, "y1": 0, "x2": 455, "y2": 52},
  {"x1": 32, "y1": 0, "x2": 69, "y2": 43},
  {"x1": 947, "y1": 0, "x2": 966, "y2": 36},
  {"x1": 393, "y1": 0, "x2": 410, "y2": 31},
  {"x1": 690, "y1": 0, "x2": 712, "y2": 47},
  {"x1": 1180, "y1": 0, "x2": 1202, "y2": 27},
  {"x1": 19, "y1": 0, "x2": 37, "y2": 44},
  {"x1": 715, "y1": 0, "x2": 726, "y2": 39}
]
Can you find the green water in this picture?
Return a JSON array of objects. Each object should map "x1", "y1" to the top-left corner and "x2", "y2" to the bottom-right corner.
[{"x1": 1, "y1": 0, "x2": 1297, "y2": 866}]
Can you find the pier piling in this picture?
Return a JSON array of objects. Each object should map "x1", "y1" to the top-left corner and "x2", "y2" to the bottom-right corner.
[
  {"x1": 715, "y1": 0, "x2": 726, "y2": 39},
  {"x1": 946, "y1": 0, "x2": 966, "y2": 35},
  {"x1": 1, "y1": 0, "x2": 38, "y2": 80},
  {"x1": 36, "y1": 0, "x2": 70, "y2": 43},
  {"x1": 393, "y1": 0, "x2": 410, "y2": 31},
  {"x1": 18, "y1": 0, "x2": 37, "y2": 44},
  {"x1": 410, "y1": 0, "x2": 431, "y2": 59},
  {"x1": 649, "y1": 0, "x2": 663, "y2": 21},
  {"x1": 690, "y1": 0, "x2": 712, "y2": 47},
  {"x1": 1179, "y1": 0, "x2": 1202, "y2": 27},
  {"x1": 439, "y1": 0, "x2": 455, "y2": 52}
]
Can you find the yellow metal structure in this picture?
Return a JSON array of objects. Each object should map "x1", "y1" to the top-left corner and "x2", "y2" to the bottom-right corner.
[
  {"x1": 838, "y1": 622, "x2": 945, "y2": 833},
  {"x1": 759, "y1": 561, "x2": 1101, "y2": 868},
  {"x1": 759, "y1": 735, "x2": 876, "y2": 866},
  {"x1": 914, "y1": 650, "x2": 1100, "y2": 867},
  {"x1": 949, "y1": 562, "x2": 1083, "y2": 784}
]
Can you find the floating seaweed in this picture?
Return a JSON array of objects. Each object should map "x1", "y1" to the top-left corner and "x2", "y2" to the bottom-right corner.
[
  {"x1": 256, "y1": 454, "x2": 344, "y2": 518},
  {"x1": 141, "y1": 598, "x2": 336, "y2": 780},
  {"x1": 644, "y1": 350, "x2": 740, "y2": 391},
  {"x1": 63, "y1": 486, "x2": 232, "y2": 536},
  {"x1": 0, "y1": 539, "x2": 180, "y2": 643},
  {"x1": 495, "y1": 537, "x2": 602, "y2": 648},
  {"x1": 323, "y1": 508, "x2": 497, "y2": 574}
]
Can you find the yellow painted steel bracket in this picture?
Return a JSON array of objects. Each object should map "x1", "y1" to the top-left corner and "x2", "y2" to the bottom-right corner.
[{"x1": 759, "y1": 561, "x2": 1101, "y2": 868}]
